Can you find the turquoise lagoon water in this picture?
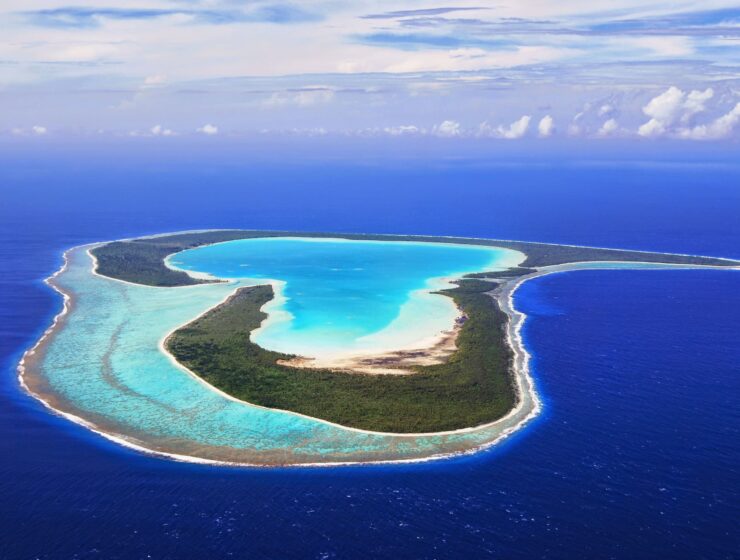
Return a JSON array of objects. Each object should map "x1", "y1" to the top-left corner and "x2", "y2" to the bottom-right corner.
[
  {"x1": 171, "y1": 238, "x2": 523, "y2": 358},
  {"x1": 35, "y1": 240, "x2": 532, "y2": 464}
]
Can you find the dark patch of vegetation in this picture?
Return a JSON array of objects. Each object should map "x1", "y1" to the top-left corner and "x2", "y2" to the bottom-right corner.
[
  {"x1": 91, "y1": 230, "x2": 738, "y2": 287},
  {"x1": 92, "y1": 231, "x2": 259, "y2": 287},
  {"x1": 166, "y1": 279, "x2": 516, "y2": 433}
]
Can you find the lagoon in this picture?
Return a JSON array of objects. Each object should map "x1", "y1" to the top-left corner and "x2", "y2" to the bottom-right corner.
[{"x1": 171, "y1": 237, "x2": 522, "y2": 359}]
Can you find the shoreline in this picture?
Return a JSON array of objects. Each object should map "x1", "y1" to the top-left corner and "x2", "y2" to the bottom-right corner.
[
  {"x1": 16, "y1": 233, "x2": 740, "y2": 467},
  {"x1": 278, "y1": 316, "x2": 463, "y2": 375}
]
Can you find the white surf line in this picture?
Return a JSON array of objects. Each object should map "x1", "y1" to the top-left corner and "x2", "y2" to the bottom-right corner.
[
  {"x1": 18, "y1": 244, "x2": 539, "y2": 454},
  {"x1": 17, "y1": 249, "x2": 71, "y2": 377},
  {"x1": 17, "y1": 237, "x2": 740, "y2": 468}
]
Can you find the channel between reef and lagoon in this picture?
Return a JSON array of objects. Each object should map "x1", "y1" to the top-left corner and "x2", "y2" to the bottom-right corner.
[{"x1": 18, "y1": 230, "x2": 740, "y2": 467}]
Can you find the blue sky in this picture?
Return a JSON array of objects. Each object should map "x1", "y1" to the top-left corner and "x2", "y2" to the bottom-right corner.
[{"x1": 1, "y1": 1, "x2": 739, "y2": 143}]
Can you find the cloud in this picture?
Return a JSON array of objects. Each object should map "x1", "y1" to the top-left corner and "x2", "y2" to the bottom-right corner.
[
  {"x1": 278, "y1": 127, "x2": 328, "y2": 136},
  {"x1": 641, "y1": 86, "x2": 685, "y2": 128},
  {"x1": 44, "y1": 43, "x2": 120, "y2": 63},
  {"x1": 678, "y1": 102, "x2": 740, "y2": 140},
  {"x1": 6, "y1": 0, "x2": 740, "y2": 146},
  {"x1": 637, "y1": 86, "x2": 714, "y2": 137},
  {"x1": 637, "y1": 118, "x2": 664, "y2": 138},
  {"x1": 357, "y1": 32, "x2": 515, "y2": 50},
  {"x1": 384, "y1": 125, "x2": 421, "y2": 136},
  {"x1": 246, "y1": 5, "x2": 322, "y2": 24},
  {"x1": 597, "y1": 118, "x2": 619, "y2": 136},
  {"x1": 22, "y1": 5, "x2": 321, "y2": 29},
  {"x1": 538, "y1": 115, "x2": 554, "y2": 137},
  {"x1": 10, "y1": 126, "x2": 48, "y2": 136},
  {"x1": 150, "y1": 124, "x2": 174, "y2": 136},
  {"x1": 362, "y1": 7, "x2": 486, "y2": 20},
  {"x1": 376, "y1": 45, "x2": 568, "y2": 73},
  {"x1": 197, "y1": 124, "x2": 219, "y2": 135},
  {"x1": 143, "y1": 74, "x2": 167, "y2": 88},
  {"x1": 366, "y1": 7, "x2": 740, "y2": 43},
  {"x1": 434, "y1": 120, "x2": 462, "y2": 137},
  {"x1": 589, "y1": 8, "x2": 740, "y2": 37},
  {"x1": 24, "y1": 8, "x2": 177, "y2": 28},
  {"x1": 265, "y1": 87, "x2": 335, "y2": 107},
  {"x1": 368, "y1": 7, "x2": 740, "y2": 40},
  {"x1": 682, "y1": 88, "x2": 715, "y2": 122},
  {"x1": 497, "y1": 115, "x2": 531, "y2": 139},
  {"x1": 7, "y1": 0, "x2": 740, "y2": 113}
]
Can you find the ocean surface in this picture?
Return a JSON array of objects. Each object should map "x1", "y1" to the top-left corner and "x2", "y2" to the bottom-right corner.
[
  {"x1": 173, "y1": 237, "x2": 520, "y2": 357},
  {"x1": 1, "y1": 157, "x2": 738, "y2": 558}
]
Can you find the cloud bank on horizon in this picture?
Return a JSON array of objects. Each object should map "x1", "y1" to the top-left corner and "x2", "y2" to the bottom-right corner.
[{"x1": 1, "y1": 0, "x2": 739, "y2": 142}]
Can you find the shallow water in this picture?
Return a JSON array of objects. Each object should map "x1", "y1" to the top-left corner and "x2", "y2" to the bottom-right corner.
[{"x1": 173, "y1": 237, "x2": 521, "y2": 357}]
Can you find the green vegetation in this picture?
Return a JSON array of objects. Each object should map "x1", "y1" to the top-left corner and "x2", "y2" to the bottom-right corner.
[
  {"x1": 92, "y1": 231, "x2": 257, "y2": 286},
  {"x1": 91, "y1": 230, "x2": 738, "y2": 287},
  {"x1": 165, "y1": 279, "x2": 515, "y2": 433}
]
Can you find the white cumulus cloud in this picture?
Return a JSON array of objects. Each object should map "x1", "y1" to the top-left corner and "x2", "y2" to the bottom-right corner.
[
  {"x1": 497, "y1": 115, "x2": 531, "y2": 139},
  {"x1": 265, "y1": 87, "x2": 335, "y2": 107},
  {"x1": 638, "y1": 86, "x2": 714, "y2": 137},
  {"x1": 682, "y1": 88, "x2": 714, "y2": 122},
  {"x1": 678, "y1": 102, "x2": 740, "y2": 140},
  {"x1": 598, "y1": 118, "x2": 619, "y2": 136},
  {"x1": 384, "y1": 125, "x2": 420, "y2": 136},
  {"x1": 538, "y1": 115, "x2": 554, "y2": 137},
  {"x1": 10, "y1": 126, "x2": 48, "y2": 136},
  {"x1": 434, "y1": 120, "x2": 462, "y2": 137},
  {"x1": 197, "y1": 124, "x2": 219, "y2": 135},
  {"x1": 150, "y1": 124, "x2": 174, "y2": 136}
]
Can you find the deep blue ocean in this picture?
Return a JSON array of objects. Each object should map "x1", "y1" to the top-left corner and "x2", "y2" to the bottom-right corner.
[{"x1": 1, "y1": 152, "x2": 738, "y2": 559}]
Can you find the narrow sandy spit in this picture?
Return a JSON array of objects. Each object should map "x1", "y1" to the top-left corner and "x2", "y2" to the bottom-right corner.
[{"x1": 16, "y1": 237, "x2": 739, "y2": 468}]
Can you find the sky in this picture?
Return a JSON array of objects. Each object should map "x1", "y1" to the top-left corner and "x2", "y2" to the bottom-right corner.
[{"x1": 1, "y1": 1, "x2": 739, "y2": 144}]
